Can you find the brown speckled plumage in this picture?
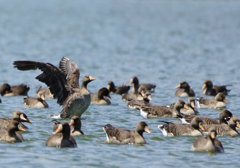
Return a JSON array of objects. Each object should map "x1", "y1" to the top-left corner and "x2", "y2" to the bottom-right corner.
[{"x1": 13, "y1": 57, "x2": 95, "y2": 119}]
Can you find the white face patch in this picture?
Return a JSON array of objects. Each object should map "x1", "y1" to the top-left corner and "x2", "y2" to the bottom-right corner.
[
  {"x1": 140, "y1": 109, "x2": 148, "y2": 118},
  {"x1": 20, "y1": 114, "x2": 26, "y2": 121}
]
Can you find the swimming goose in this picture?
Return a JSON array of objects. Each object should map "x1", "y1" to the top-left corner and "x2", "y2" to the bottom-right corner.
[
  {"x1": 46, "y1": 122, "x2": 77, "y2": 147},
  {"x1": 23, "y1": 91, "x2": 49, "y2": 108},
  {"x1": 178, "y1": 110, "x2": 233, "y2": 125},
  {"x1": 0, "y1": 120, "x2": 26, "y2": 143},
  {"x1": 36, "y1": 86, "x2": 54, "y2": 99},
  {"x1": 0, "y1": 111, "x2": 32, "y2": 130},
  {"x1": 128, "y1": 76, "x2": 156, "y2": 93},
  {"x1": 202, "y1": 79, "x2": 231, "y2": 96},
  {"x1": 191, "y1": 128, "x2": 224, "y2": 153},
  {"x1": 196, "y1": 93, "x2": 227, "y2": 109},
  {"x1": 202, "y1": 117, "x2": 240, "y2": 137},
  {"x1": 13, "y1": 57, "x2": 95, "y2": 119},
  {"x1": 53, "y1": 116, "x2": 84, "y2": 136},
  {"x1": 91, "y1": 87, "x2": 111, "y2": 105},
  {"x1": 122, "y1": 86, "x2": 147, "y2": 103},
  {"x1": 103, "y1": 121, "x2": 151, "y2": 144},
  {"x1": 107, "y1": 81, "x2": 130, "y2": 95},
  {"x1": 127, "y1": 91, "x2": 152, "y2": 110},
  {"x1": 0, "y1": 83, "x2": 30, "y2": 97},
  {"x1": 174, "y1": 81, "x2": 195, "y2": 97},
  {"x1": 137, "y1": 99, "x2": 188, "y2": 119},
  {"x1": 158, "y1": 116, "x2": 205, "y2": 137},
  {"x1": 168, "y1": 97, "x2": 198, "y2": 115},
  {"x1": 69, "y1": 116, "x2": 84, "y2": 136}
]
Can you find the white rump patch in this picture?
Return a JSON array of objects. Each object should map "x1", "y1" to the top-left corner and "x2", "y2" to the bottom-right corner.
[
  {"x1": 49, "y1": 114, "x2": 61, "y2": 119},
  {"x1": 179, "y1": 118, "x2": 190, "y2": 124},
  {"x1": 140, "y1": 109, "x2": 148, "y2": 118}
]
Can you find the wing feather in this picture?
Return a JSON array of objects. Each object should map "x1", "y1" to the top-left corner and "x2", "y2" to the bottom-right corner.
[{"x1": 13, "y1": 61, "x2": 71, "y2": 105}]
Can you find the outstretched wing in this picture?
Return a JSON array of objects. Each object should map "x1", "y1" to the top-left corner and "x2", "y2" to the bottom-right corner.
[
  {"x1": 13, "y1": 61, "x2": 71, "y2": 105},
  {"x1": 59, "y1": 57, "x2": 80, "y2": 88}
]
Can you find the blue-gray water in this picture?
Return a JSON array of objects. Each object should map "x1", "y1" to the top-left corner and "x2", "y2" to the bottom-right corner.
[{"x1": 0, "y1": 0, "x2": 240, "y2": 167}]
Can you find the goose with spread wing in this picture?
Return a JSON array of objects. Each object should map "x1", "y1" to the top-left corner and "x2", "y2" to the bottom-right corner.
[{"x1": 13, "y1": 57, "x2": 95, "y2": 119}]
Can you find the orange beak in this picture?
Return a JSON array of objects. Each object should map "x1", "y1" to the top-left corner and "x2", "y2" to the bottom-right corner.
[
  {"x1": 128, "y1": 80, "x2": 133, "y2": 86},
  {"x1": 175, "y1": 84, "x2": 180, "y2": 89},
  {"x1": 18, "y1": 126, "x2": 26, "y2": 132},
  {"x1": 89, "y1": 76, "x2": 95, "y2": 81},
  {"x1": 144, "y1": 126, "x2": 151, "y2": 134},
  {"x1": 54, "y1": 124, "x2": 62, "y2": 134},
  {"x1": 199, "y1": 124, "x2": 205, "y2": 131},
  {"x1": 148, "y1": 95, "x2": 152, "y2": 101},
  {"x1": 69, "y1": 120, "x2": 74, "y2": 126},
  {"x1": 184, "y1": 104, "x2": 189, "y2": 110},
  {"x1": 191, "y1": 101, "x2": 195, "y2": 108},
  {"x1": 202, "y1": 84, "x2": 207, "y2": 90}
]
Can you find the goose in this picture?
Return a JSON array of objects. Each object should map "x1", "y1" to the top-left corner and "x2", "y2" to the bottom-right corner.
[
  {"x1": 36, "y1": 86, "x2": 54, "y2": 99},
  {"x1": 202, "y1": 79, "x2": 231, "y2": 96},
  {"x1": 13, "y1": 57, "x2": 95, "y2": 119},
  {"x1": 0, "y1": 83, "x2": 29, "y2": 97},
  {"x1": 168, "y1": 97, "x2": 198, "y2": 115},
  {"x1": 122, "y1": 86, "x2": 147, "y2": 103},
  {"x1": 91, "y1": 87, "x2": 111, "y2": 105},
  {"x1": 107, "y1": 81, "x2": 130, "y2": 95},
  {"x1": 196, "y1": 93, "x2": 227, "y2": 109},
  {"x1": 191, "y1": 128, "x2": 224, "y2": 153},
  {"x1": 137, "y1": 99, "x2": 188, "y2": 119},
  {"x1": 46, "y1": 122, "x2": 77, "y2": 147},
  {"x1": 128, "y1": 76, "x2": 156, "y2": 93},
  {"x1": 174, "y1": 81, "x2": 195, "y2": 97},
  {"x1": 202, "y1": 117, "x2": 240, "y2": 137},
  {"x1": 53, "y1": 116, "x2": 84, "y2": 136},
  {"x1": 23, "y1": 91, "x2": 49, "y2": 108},
  {"x1": 103, "y1": 121, "x2": 151, "y2": 144},
  {"x1": 69, "y1": 116, "x2": 84, "y2": 136},
  {"x1": 0, "y1": 120, "x2": 26, "y2": 143},
  {"x1": 127, "y1": 91, "x2": 152, "y2": 110},
  {"x1": 178, "y1": 110, "x2": 232, "y2": 125},
  {"x1": 0, "y1": 111, "x2": 32, "y2": 130},
  {"x1": 158, "y1": 116, "x2": 205, "y2": 137}
]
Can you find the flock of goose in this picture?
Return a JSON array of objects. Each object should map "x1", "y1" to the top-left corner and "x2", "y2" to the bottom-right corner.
[{"x1": 0, "y1": 57, "x2": 237, "y2": 152}]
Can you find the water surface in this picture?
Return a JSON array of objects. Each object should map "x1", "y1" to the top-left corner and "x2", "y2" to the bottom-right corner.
[{"x1": 0, "y1": 0, "x2": 240, "y2": 167}]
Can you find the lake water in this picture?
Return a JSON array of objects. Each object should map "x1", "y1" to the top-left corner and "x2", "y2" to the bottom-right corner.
[{"x1": 0, "y1": 0, "x2": 240, "y2": 167}]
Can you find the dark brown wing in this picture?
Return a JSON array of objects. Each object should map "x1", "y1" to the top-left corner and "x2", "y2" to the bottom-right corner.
[
  {"x1": 164, "y1": 122, "x2": 191, "y2": 136},
  {"x1": 198, "y1": 97, "x2": 214, "y2": 105},
  {"x1": 13, "y1": 61, "x2": 71, "y2": 105},
  {"x1": 59, "y1": 57, "x2": 80, "y2": 88},
  {"x1": 142, "y1": 105, "x2": 172, "y2": 117},
  {"x1": 213, "y1": 85, "x2": 231, "y2": 95},
  {"x1": 104, "y1": 124, "x2": 133, "y2": 143}
]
